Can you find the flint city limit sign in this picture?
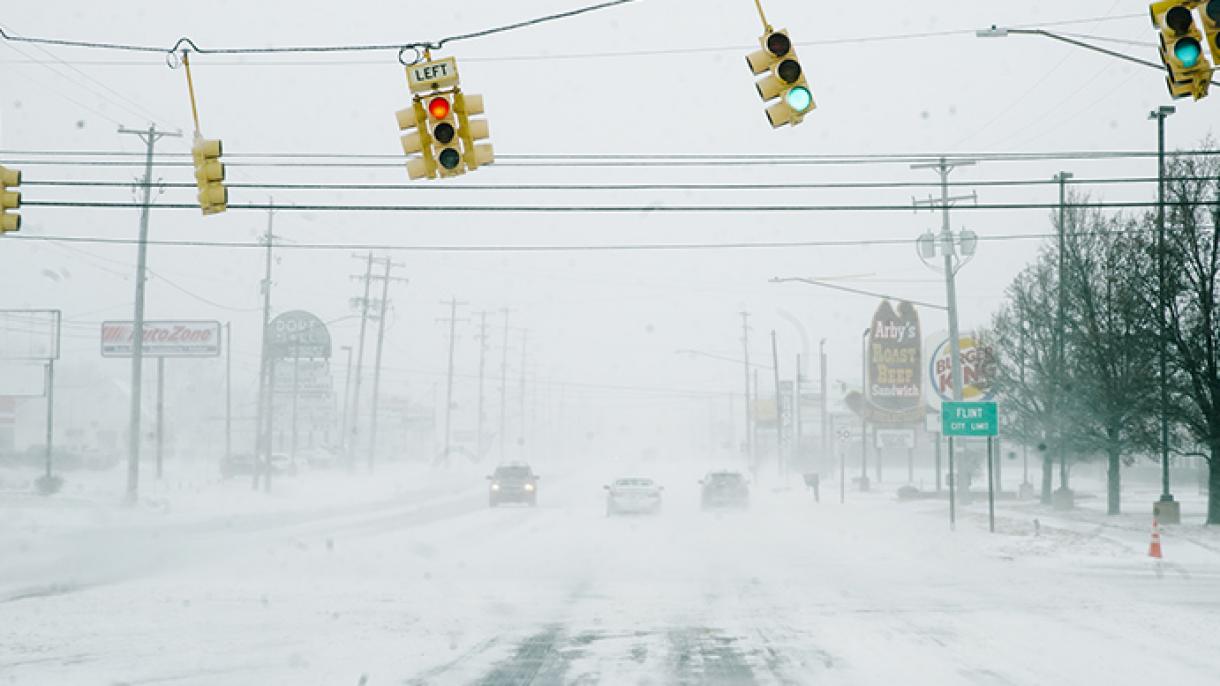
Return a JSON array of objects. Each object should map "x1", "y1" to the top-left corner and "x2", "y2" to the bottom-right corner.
[{"x1": 941, "y1": 401, "x2": 998, "y2": 437}]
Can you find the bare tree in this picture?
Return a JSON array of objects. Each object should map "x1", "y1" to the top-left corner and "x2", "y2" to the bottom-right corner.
[
  {"x1": 990, "y1": 251, "x2": 1060, "y2": 504},
  {"x1": 1060, "y1": 207, "x2": 1159, "y2": 515}
]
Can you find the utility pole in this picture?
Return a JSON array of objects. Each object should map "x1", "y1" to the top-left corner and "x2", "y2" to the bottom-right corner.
[
  {"x1": 819, "y1": 338, "x2": 828, "y2": 461},
  {"x1": 860, "y1": 327, "x2": 870, "y2": 491},
  {"x1": 770, "y1": 330, "x2": 784, "y2": 478},
  {"x1": 1150, "y1": 105, "x2": 1180, "y2": 524},
  {"x1": 367, "y1": 257, "x2": 408, "y2": 471},
  {"x1": 499, "y1": 308, "x2": 512, "y2": 461},
  {"x1": 914, "y1": 158, "x2": 978, "y2": 526},
  {"x1": 339, "y1": 345, "x2": 353, "y2": 455},
  {"x1": 1053, "y1": 170, "x2": 1074, "y2": 506},
  {"x1": 913, "y1": 157, "x2": 976, "y2": 402},
  {"x1": 118, "y1": 123, "x2": 181, "y2": 505},
  {"x1": 155, "y1": 357, "x2": 165, "y2": 479},
  {"x1": 519, "y1": 329, "x2": 529, "y2": 457},
  {"x1": 739, "y1": 312, "x2": 754, "y2": 470},
  {"x1": 224, "y1": 322, "x2": 232, "y2": 463},
  {"x1": 795, "y1": 353, "x2": 802, "y2": 472},
  {"x1": 475, "y1": 310, "x2": 491, "y2": 461},
  {"x1": 252, "y1": 206, "x2": 277, "y2": 492},
  {"x1": 437, "y1": 298, "x2": 468, "y2": 465},
  {"x1": 347, "y1": 253, "x2": 375, "y2": 471}
]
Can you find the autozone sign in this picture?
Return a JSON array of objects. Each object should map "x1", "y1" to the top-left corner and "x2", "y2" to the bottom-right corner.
[{"x1": 101, "y1": 320, "x2": 222, "y2": 358}]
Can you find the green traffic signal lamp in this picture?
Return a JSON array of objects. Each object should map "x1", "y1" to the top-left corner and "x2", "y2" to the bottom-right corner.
[
  {"x1": 437, "y1": 147, "x2": 462, "y2": 170},
  {"x1": 1174, "y1": 36, "x2": 1203, "y2": 67}
]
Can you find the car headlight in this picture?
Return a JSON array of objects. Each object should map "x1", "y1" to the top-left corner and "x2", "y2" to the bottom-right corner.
[
  {"x1": 524, "y1": 483, "x2": 535, "y2": 491},
  {"x1": 490, "y1": 483, "x2": 500, "y2": 491}
]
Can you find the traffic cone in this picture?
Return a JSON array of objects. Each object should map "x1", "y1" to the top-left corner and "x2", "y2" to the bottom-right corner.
[{"x1": 1148, "y1": 517, "x2": 1163, "y2": 559}]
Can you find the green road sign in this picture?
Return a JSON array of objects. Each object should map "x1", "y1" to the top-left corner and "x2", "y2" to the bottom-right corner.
[{"x1": 942, "y1": 401, "x2": 998, "y2": 437}]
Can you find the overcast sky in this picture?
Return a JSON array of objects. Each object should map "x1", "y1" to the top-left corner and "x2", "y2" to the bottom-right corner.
[{"x1": 0, "y1": 0, "x2": 1215, "y2": 456}]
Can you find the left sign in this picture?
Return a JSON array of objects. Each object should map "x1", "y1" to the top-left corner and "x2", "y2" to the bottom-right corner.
[{"x1": 101, "y1": 320, "x2": 222, "y2": 358}]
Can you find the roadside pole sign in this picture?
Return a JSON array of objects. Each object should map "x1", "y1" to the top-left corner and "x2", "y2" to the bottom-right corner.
[{"x1": 941, "y1": 401, "x2": 998, "y2": 437}]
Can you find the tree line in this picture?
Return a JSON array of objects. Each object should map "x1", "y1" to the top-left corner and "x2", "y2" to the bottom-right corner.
[{"x1": 988, "y1": 144, "x2": 1220, "y2": 525}]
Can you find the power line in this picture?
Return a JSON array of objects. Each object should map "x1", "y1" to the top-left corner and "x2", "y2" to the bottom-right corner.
[
  {"x1": 16, "y1": 199, "x2": 1176, "y2": 212},
  {"x1": 0, "y1": 0, "x2": 636, "y2": 55},
  {"x1": 18, "y1": 176, "x2": 1199, "y2": 192},
  {"x1": 0, "y1": 12, "x2": 1141, "y2": 64},
  {"x1": 3, "y1": 229, "x2": 1162, "y2": 253}
]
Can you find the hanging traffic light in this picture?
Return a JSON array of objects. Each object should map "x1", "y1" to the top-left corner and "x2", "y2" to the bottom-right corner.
[
  {"x1": 747, "y1": 28, "x2": 815, "y2": 127},
  {"x1": 454, "y1": 91, "x2": 494, "y2": 171},
  {"x1": 0, "y1": 165, "x2": 20, "y2": 232},
  {"x1": 191, "y1": 137, "x2": 227, "y2": 215},
  {"x1": 1151, "y1": 1, "x2": 1214, "y2": 99},
  {"x1": 1202, "y1": 0, "x2": 1220, "y2": 63}
]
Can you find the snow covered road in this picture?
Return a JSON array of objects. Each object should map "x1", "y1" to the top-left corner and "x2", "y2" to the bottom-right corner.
[{"x1": 3, "y1": 463, "x2": 1220, "y2": 685}]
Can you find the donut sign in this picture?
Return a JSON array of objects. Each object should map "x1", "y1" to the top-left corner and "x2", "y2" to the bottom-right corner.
[{"x1": 925, "y1": 331, "x2": 996, "y2": 408}]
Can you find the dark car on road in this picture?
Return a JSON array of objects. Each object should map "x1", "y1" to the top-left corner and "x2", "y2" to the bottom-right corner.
[
  {"x1": 488, "y1": 463, "x2": 540, "y2": 507},
  {"x1": 700, "y1": 471, "x2": 749, "y2": 510}
]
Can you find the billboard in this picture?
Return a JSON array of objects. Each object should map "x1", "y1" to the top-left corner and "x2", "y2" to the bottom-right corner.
[
  {"x1": 866, "y1": 300, "x2": 922, "y2": 422},
  {"x1": 924, "y1": 331, "x2": 997, "y2": 408},
  {"x1": 101, "y1": 320, "x2": 222, "y2": 358},
  {"x1": 0, "y1": 310, "x2": 60, "y2": 360},
  {"x1": 268, "y1": 310, "x2": 331, "y2": 359}
]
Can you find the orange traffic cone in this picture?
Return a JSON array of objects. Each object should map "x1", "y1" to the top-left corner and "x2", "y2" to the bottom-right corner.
[{"x1": 1148, "y1": 517, "x2": 1163, "y2": 559}]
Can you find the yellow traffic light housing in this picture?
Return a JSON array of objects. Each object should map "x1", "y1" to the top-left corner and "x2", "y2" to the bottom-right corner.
[
  {"x1": 455, "y1": 91, "x2": 494, "y2": 170},
  {"x1": 396, "y1": 100, "x2": 437, "y2": 180},
  {"x1": 1151, "y1": 1, "x2": 1214, "y2": 99},
  {"x1": 191, "y1": 137, "x2": 228, "y2": 215},
  {"x1": 747, "y1": 29, "x2": 815, "y2": 127},
  {"x1": 0, "y1": 165, "x2": 20, "y2": 233},
  {"x1": 1202, "y1": 1, "x2": 1220, "y2": 65}
]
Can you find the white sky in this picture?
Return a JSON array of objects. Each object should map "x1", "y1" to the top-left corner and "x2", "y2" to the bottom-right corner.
[{"x1": 0, "y1": 0, "x2": 1216, "y2": 455}]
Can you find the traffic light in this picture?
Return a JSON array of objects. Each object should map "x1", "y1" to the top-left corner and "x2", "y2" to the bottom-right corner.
[
  {"x1": 454, "y1": 91, "x2": 494, "y2": 170},
  {"x1": 1202, "y1": 0, "x2": 1220, "y2": 63},
  {"x1": 0, "y1": 165, "x2": 20, "y2": 232},
  {"x1": 396, "y1": 99, "x2": 437, "y2": 180},
  {"x1": 1151, "y1": 1, "x2": 1214, "y2": 99},
  {"x1": 191, "y1": 136, "x2": 227, "y2": 215},
  {"x1": 746, "y1": 28, "x2": 815, "y2": 127}
]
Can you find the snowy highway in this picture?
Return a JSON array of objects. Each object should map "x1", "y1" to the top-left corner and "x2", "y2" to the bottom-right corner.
[{"x1": 4, "y1": 462, "x2": 1220, "y2": 686}]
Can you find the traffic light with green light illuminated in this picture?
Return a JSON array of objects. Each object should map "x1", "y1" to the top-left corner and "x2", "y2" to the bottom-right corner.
[
  {"x1": 0, "y1": 165, "x2": 20, "y2": 232},
  {"x1": 191, "y1": 137, "x2": 227, "y2": 215},
  {"x1": 746, "y1": 28, "x2": 815, "y2": 127},
  {"x1": 1151, "y1": 1, "x2": 1214, "y2": 99}
]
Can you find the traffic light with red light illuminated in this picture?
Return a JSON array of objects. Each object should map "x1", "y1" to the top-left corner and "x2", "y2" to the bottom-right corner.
[
  {"x1": 747, "y1": 28, "x2": 815, "y2": 127},
  {"x1": 191, "y1": 137, "x2": 227, "y2": 215},
  {"x1": 1151, "y1": 1, "x2": 1214, "y2": 99},
  {"x1": 0, "y1": 164, "x2": 20, "y2": 232}
]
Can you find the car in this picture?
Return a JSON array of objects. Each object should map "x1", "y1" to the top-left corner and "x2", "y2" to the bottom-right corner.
[
  {"x1": 699, "y1": 470, "x2": 750, "y2": 510},
  {"x1": 487, "y1": 463, "x2": 540, "y2": 507},
  {"x1": 604, "y1": 477, "x2": 664, "y2": 516},
  {"x1": 220, "y1": 453, "x2": 259, "y2": 479}
]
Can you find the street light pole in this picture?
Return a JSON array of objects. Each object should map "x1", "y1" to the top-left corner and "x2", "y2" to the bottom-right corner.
[
  {"x1": 1150, "y1": 105, "x2": 1180, "y2": 524},
  {"x1": 1054, "y1": 171, "x2": 1074, "y2": 507},
  {"x1": 860, "y1": 327, "x2": 870, "y2": 491}
]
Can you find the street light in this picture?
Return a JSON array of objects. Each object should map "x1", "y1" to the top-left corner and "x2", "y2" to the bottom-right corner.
[{"x1": 1150, "y1": 104, "x2": 1181, "y2": 524}]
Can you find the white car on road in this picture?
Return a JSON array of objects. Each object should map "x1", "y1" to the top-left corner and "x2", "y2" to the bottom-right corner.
[{"x1": 604, "y1": 477, "x2": 664, "y2": 516}]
